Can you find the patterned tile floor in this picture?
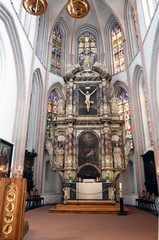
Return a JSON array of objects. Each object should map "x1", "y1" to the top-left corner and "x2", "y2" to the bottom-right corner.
[{"x1": 23, "y1": 205, "x2": 158, "y2": 240}]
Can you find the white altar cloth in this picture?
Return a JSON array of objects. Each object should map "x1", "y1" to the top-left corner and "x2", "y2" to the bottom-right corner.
[{"x1": 76, "y1": 183, "x2": 102, "y2": 200}]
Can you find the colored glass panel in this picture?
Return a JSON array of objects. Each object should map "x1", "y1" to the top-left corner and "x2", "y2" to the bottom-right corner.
[
  {"x1": 144, "y1": 87, "x2": 153, "y2": 145},
  {"x1": 118, "y1": 91, "x2": 133, "y2": 148},
  {"x1": 46, "y1": 91, "x2": 58, "y2": 138},
  {"x1": 78, "y1": 32, "x2": 97, "y2": 65},
  {"x1": 133, "y1": 10, "x2": 139, "y2": 49},
  {"x1": 112, "y1": 25, "x2": 125, "y2": 74},
  {"x1": 50, "y1": 26, "x2": 62, "y2": 75}
]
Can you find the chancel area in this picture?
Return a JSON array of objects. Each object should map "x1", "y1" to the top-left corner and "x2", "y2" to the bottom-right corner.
[{"x1": 0, "y1": 0, "x2": 159, "y2": 239}]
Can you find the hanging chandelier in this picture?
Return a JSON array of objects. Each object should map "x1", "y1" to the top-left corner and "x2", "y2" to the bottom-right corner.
[
  {"x1": 23, "y1": 0, "x2": 48, "y2": 16},
  {"x1": 66, "y1": 0, "x2": 90, "y2": 18}
]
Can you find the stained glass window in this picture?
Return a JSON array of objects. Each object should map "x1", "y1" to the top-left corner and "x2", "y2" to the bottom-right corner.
[
  {"x1": 46, "y1": 91, "x2": 58, "y2": 138},
  {"x1": 132, "y1": 9, "x2": 139, "y2": 49},
  {"x1": 50, "y1": 26, "x2": 62, "y2": 75},
  {"x1": 78, "y1": 32, "x2": 97, "y2": 65},
  {"x1": 112, "y1": 25, "x2": 125, "y2": 74},
  {"x1": 144, "y1": 87, "x2": 153, "y2": 145},
  {"x1": 118, "y1": 91, "x2": 133, "y2": 148}
]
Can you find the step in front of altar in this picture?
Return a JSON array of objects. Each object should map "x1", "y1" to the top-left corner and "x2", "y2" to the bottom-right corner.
[{"x1": 49, "y1": 201, "x2": 130, "y2": 214}]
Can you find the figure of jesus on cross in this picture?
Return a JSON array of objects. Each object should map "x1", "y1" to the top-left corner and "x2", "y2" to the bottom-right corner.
[{"x1": 79, "y1": 88, "x2": 97, "y2": 112}]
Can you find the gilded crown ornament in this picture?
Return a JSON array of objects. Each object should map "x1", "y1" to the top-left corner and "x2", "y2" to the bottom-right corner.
[
  {"x1": 66, "y1": 0, "x2": 90, "y2": 18},
  {"x1": 23, "y1": 0, "x2": 48, "y2": 16}
]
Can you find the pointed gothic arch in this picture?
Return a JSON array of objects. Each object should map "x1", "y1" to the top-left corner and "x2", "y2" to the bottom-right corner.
[{"x1": 0, "y1": 3, "x2": 26, "y2": 170}]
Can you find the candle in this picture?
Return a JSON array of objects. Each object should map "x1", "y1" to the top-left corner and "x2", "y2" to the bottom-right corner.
[{"x1": 119, "y1": 183, "x2": 122, "y2": 198}]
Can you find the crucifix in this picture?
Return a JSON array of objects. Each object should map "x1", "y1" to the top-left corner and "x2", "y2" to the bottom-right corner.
[{"x1": 79, "y1": 88, "x2": 97, "y2": 112}]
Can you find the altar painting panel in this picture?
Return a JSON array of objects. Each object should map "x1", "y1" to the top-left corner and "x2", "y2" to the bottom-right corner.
[
  {"x1": 78, "y1": 132, "x2": 99, "y2": 167},
  {"x1": 0, "y1": 139, "x2": 13, "y2": 177}
]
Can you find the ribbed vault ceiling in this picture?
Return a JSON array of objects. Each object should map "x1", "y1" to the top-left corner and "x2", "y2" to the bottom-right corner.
[{"x1": 47, "y1": 0, "x2": 128, "y2": 38}]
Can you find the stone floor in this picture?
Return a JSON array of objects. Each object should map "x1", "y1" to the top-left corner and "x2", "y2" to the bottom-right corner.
[{"x1": 23, "y1": 205, "x2": 158, "y2": 240}]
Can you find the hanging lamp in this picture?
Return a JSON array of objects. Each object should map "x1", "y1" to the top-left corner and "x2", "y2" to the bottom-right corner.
[
  {"x1": 66, "y1": 0, "x2": 90, "y2": 18},
  {"x1": 23, "y1": 0, "x2": 48, "y2": 16}
]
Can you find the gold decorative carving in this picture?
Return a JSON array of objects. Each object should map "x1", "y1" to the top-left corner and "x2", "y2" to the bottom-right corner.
[
  {"x1": 2, "y1": 224, "x2": 12, "y2": 235},
  {"x1": 6, "y1": 192, "x2": 15, "y2": 202},
  {"x1": 4, "y1": 213, "x2": 13, "y2": 223},
  {"x1": 5, "y1": 202, "x2": 14, "y2": 213}
]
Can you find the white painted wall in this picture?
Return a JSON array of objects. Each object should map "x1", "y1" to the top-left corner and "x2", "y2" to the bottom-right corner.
[{"x1": 0, "y1": 20, "x2": 17, "y2": 141}]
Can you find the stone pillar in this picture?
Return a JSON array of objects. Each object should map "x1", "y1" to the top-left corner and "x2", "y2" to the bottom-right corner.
[
  {"x1": 54, "y1": 131, "x2": 58, "y2": 156},
  {"x1": 64, "y1": 125, "x2": 73, "y2": 167},
  {"x1": 101, "y1": 129, "x2": 105, "y2": 168},
  {"x1": 102, "y1": 79, "x2": 109, "y2": 117},
  {"x1": 66, "y1": 79, "x2": 73, "y2": 118},
  {"x1": 72, "y1": 129, "x2": 76, "y2": 169},
  {"x1": 99, "y1": 83, "x2": 103, "y2": 116},
  {"x1": 73, "y1": 84, "x2": 76, "y2": 116}
]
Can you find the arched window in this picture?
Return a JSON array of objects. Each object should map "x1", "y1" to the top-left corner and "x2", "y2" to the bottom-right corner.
[
  {"x1": 78, "y1": 32, "x2": 97, "y2": 65},
  {"x1": 132, "y1": 9, "x2": 139, "y2": 49},
  {"x1": 112, "y1": 24, "x2": 125, "y2": 74},
  {"x1": 46, "y1": 91, "x2": 58, "y2": 138},
  {"x1": 36, "y1": 13, "x2": 48, "y2": 65},
  {"x1": 142, "y1": 0, "x2": 157, "y2": 28},
  {"x1": 50, "y1": 26, "x2": 62, "y2": 75},
  {"x1": 126, "y1": 2, "x2": 139, "y2": 60},
  {"x1": 118, "y1": 91, "x2": 133, "y2": 147},
  {"x1": 144, "y1": 87, "x2": 153, "y2": 145}
]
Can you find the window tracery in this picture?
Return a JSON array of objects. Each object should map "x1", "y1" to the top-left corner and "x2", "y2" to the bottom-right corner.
[
  {"x1": 50, "y1": 26, "x2": 62, "y2": 75},
  {"x1": 118, "y1": 91, "x2": 133, "y2": 147},
  {"x1": 144, "y1": 87, "x2": 153, "y2": 145},
  {"x1": 78, "y1": 32, "x2": 97, "y2": 65},
  {"x1": 112, "y1": 25, "x2": 125, "y2": 74},
  {"x1": 132, "y1": 9, "x2": 139, "y2": 49},
  {"x1": 46, "y1": 91, "x2": 58, "y2": 138}
]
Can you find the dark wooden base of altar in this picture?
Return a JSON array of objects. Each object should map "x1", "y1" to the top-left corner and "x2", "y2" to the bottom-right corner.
[{"x1": 49, "y1": 200, "x2": 130, "y2": 214}]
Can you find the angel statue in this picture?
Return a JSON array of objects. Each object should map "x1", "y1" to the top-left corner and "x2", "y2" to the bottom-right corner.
[{"x1": 79, "y1": 88, "x2": 97, "y2": 112}]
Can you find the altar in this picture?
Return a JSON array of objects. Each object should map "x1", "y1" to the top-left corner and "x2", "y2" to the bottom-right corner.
[
  {"x1": 45, "y1": 59, "x2": 132, "y2": 193},
  {"x1": 76, "y1": 182, "x2": 102, "y2": 200}
]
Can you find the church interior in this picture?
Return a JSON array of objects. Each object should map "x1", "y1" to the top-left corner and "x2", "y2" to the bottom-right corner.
[{"x1": 0, "y1": 0, "x2": 159, "y2": 239}]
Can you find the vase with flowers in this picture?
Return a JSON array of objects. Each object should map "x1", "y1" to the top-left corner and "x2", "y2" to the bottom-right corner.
[
  {"x1": 105, "y1": 174, "x2": 110, "y2": 182},
  {"x1": 68, "y1": 173, "x2": 73, "y2": 182}
]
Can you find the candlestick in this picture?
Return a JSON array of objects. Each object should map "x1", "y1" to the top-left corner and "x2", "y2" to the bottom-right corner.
[{"x1": 119, "y1": 182, "x2": 122, "y2": 198}]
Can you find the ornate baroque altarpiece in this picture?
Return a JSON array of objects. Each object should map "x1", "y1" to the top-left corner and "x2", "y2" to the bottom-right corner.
[{"x1": 46, "y1": 59, "x2": 131, "y2": 183}]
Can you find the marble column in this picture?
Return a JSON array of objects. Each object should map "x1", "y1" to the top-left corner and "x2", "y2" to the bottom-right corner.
[
  {"x1": 99, "y1": 83, "x2": 103, "y2": 116},
  {"x1": 104, "y1": 126, "x2": 113, "y2": 169},
  {"x1": 66, "y1": 80, "x2": 73, "y2": 118},
  {"x1": 102, "y1": 79, "x2": 108, "y2": 116},
  {"x1": 101, "y1": 129, "x2": 105, "y2": 168}
]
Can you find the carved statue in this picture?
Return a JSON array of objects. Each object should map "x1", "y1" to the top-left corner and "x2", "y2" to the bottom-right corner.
[
  {"x1": 63, "y1": 187, "x2": 70, "y2": 205},
  {"x1": 65, "y1": 156, "x2": 72, "y2": 168},
  {"x1": 79, "y1": 88, "x2": 97, "y2": 112},
  {"x1": 57, "y1": 98, "x2": 65, "y2": 114},
  {"x1": 113, "y1": 143, "x2": 123, "y2": 168},
  {"x1": 105, "y1": 155, "x2": 113, "y2": 168},
  {"x1": 110, "y1": 95, "x2": 118, "y2": 114},
  {"x1": 83, "y1": 55, "x2": 92, "y2": 71},
  {"x1": 108, "y1": 187, "x2": 116, "y2": 203},
  {"x1": 45, "y1": 139, "x2": 54, "y2": 168},
  {"x1": 55, "y1": 144, "x2": 65, "y2": 168},
  {"x1": 124, "y1": 139, "x2": 132, "y2": 168},
  {"x1": 66, "y1": 63, "x2": 80, "y2": 75}
]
